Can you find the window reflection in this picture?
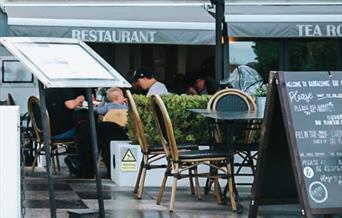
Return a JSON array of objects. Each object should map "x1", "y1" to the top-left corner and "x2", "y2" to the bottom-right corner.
[
  {"x1": 229, "y1": 40, "x2": 280, "y2": 82},
  {"x1": 230, "y1": 41, "x2": 257, "y2": 65},
  {"x1": 227, "y1": 39, "x2": 342, "y2": 83},
  {"x1": 288, "y1": 39, "x2": 341, "y2": 71}
]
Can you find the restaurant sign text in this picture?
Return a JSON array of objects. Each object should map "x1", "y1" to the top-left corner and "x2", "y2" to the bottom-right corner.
[
  {"x1": 72, "y1": 29, "x2": 157, "y2": 43},
  {"x1": 296, "y1": 24, "x2": 342, "y2": 37}
]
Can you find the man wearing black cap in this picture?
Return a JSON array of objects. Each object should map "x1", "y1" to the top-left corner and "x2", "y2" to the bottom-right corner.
[{"x1": 131, "y1": 68, "x2": 169, "y2": 96}]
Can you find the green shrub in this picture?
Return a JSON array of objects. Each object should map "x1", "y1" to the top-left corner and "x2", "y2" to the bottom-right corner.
[{"x1": 127, "y1": 94, "x2": 211, "y2": 146}]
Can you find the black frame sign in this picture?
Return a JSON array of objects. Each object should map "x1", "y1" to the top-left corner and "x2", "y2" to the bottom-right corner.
[
  {"x1": 249, "y1": 71, "x2": 342, "y2": 217},
  {"x1": 2, "y1": 59, "x2": 33, "y2": 83}
]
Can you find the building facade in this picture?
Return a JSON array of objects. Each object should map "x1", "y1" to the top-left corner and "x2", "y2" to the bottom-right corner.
[{"x1": 0, "y1": 0, "x2": 341, "y2": 93}]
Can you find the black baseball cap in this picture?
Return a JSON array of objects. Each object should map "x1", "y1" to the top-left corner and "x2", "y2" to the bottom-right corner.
[{"x1": 131, "y1": 68, "x2": 154, "y2": 82}]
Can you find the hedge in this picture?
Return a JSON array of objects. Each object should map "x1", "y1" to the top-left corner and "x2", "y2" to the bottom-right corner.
[{"x1": 127, "y1": 94, "x2": 211, "y2": 146}]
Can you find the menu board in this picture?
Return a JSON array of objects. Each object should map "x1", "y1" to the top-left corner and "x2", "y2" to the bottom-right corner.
[
  {"x1": 249, "y1": 71, "x2": 342, "y2": 218},
  {"x1": 14, "y1": 43, "x2": 113, "y2": 80},
  {"x1": 0, "y1": 37, "x2": 131, "y2": 88},
  {"x1": 280, "y1": 71, "x2": 342, "y2": 210}
]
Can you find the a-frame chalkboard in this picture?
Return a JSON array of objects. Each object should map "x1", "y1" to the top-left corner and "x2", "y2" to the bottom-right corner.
[{"x1": 249, "y1": 71, "x2": 342, "y2": 218}]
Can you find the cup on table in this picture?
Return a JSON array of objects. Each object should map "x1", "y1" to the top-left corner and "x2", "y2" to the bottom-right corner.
[
  {"x1": 82, "y1": 101, "x2": 88, "y2": 108},
  {"x1": 96, "y1": 94, "x2": 104, "y2": 102}
]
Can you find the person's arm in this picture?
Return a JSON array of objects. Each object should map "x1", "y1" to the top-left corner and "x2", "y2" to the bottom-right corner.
[
  {"x1": 64, "y1": 95, "x2": 85, "y2": 109},
  {"x1": 96, "y1": 103, "x2": 108, "y2": 115},
  {"x1": 187, "y1": 86, "x2": 198, "y2": 95}
]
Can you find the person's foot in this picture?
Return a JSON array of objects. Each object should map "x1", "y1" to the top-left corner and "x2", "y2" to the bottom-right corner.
[
  {"x1": 65, "y1": 155, "x2": 94, "y2": 178},
  {"x1": 64, "y1": 155, "x2": 78, "y2": 176}
]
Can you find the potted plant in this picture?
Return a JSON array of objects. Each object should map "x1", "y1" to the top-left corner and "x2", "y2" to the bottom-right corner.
[{"x1": 255, "y1": 84, "x2": 268, "y2": 112}]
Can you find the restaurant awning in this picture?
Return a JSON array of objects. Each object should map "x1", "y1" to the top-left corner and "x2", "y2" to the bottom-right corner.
[
  {"x1": 205, "y1": 3, "x2": 342, "y2": 38},
  {"x1": 3, "y1": 3, "x2": 216, "y2": 45}
]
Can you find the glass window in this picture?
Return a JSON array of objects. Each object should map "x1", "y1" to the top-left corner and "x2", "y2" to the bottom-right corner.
[
  {"x1": 228, "y1": 38, "x2": 341, "y2": 83},
  {"x1": 230, "y1": 41, "x2": 257, "y2": 65},
  {"x1": 228, "y1": 39, "x2": 280, "y2": 82},
  {"x1": 288, "y1": 39, "x2": 342, "y2": 71}
]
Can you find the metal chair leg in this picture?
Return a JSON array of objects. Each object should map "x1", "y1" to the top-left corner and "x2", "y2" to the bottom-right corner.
[
  {"x1": 194, "y1": 167, "x2": 202, "y2": 200},
  {"x1": 134, "y1": 160, "x2": 144, "y2": 194},
  {"x1": 214, "y1": 177, "x2": 223, "y2": 205},
  {"x1": 51, "y1": 151, "x2": 57, "y2": 175},
  {"x1": 30, "y1": 144, "x2": 43, "y2": 176},
  {"x1": 169, "y1": 177, "x2": 178, "y2": 212},
  {"x1": 156, "y1": 163, "x2": 171, "y2": 205},
  {"x1": 55, "y1": 149, "x2": 61, "y2": 172},
  {"x1": 204, "y1": 177, "x2": 214, "y2": 194},
  {"x1": 227, "y1": 163, "x2": 237, "y2": 211},
  {"x1": 137, "y1": 167, "x2": 147, "y2": 199},
  {"x1": 188, "y1": 168, "x2": 195, "y2": 195}
]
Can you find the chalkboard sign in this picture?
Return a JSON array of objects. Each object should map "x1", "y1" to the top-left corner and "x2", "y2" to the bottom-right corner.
[{"x1": 249, "y1": 71, "x2": 342, "y2": 217}]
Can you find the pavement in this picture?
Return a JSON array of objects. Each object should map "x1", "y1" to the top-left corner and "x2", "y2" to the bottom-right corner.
[{"x1": 22, "y1": 167, "x2": 329, "y2": 218}]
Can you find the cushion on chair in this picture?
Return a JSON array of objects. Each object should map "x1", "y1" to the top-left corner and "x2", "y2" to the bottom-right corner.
[
  {"x1": 148, "y1": 144, "x2": 164, "y2": 152},
  {"x1": 148, "y1": 143, "x2": 199, "y2": 153},
  {"x1": 178, "y1": 149, "x2": 231, "y2": 159},
  {"x1": 177, "y1": 143, "x2": 199, "y2": 150},
  {"x1": 102, "y1": 109, "x2": 128, "y2": 127}
]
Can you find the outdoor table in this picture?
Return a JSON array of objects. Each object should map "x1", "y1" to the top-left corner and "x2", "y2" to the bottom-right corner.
[{"x1": 188, "y1": 109, "x2": 264, "y2": 213}]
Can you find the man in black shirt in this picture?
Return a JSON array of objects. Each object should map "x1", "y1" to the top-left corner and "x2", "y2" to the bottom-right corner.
[{"x1": 46, "y1": 88, "x2": 85, "y2": 140}]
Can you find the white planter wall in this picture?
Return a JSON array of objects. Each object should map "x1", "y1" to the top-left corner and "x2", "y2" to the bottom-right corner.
[{"x1": 110, "y1": 140, "x2": 209, "y2": 187}]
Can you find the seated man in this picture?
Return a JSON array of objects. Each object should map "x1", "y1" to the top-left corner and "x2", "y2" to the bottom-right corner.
[
  {"x1": 46, "y1": 88, "x2": 85, "y2": 140},
  {"x1": 131, "y1": 68, "x2": 169, "y2": 96}
]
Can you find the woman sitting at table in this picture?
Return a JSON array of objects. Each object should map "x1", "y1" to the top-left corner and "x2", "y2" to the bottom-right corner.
[{"x1": 96, "y1": 87, "x2": 127, "y2": 115}]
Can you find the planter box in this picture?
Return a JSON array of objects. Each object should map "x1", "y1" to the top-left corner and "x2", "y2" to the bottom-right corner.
[{"x1": 110, "y1": 140, "x2": 209, "y2": 187}]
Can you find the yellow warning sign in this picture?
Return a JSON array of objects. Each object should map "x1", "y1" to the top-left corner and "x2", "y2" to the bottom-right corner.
[
  {"x1": 122, "y1": 149, "x2": 136, "y2": 162},
  {"x1": 121, "y1": 149, "x2": 137, "y2": 171}
]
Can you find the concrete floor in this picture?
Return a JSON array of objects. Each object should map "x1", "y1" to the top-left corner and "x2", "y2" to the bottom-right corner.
[{"x1": 22, "y1": 167, "x2": 335, "y2": 218}]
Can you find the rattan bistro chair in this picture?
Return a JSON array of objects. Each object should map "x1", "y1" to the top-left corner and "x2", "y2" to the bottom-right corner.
[
  {"x1": 27, "y1": 96, "x2": 76, "y2": 175},
  {"x1": 102, "y1": 109, "x2": 128, "y2": 127},
  {"x1": 126, "y1": 90, "x2": 167, "y2": 199},
  {"x1": 151, "y1": 94, "x2": 237, "y2": 212},
  {"x1": 127, "y1": 90, "x2": 198, "y2": 199}
]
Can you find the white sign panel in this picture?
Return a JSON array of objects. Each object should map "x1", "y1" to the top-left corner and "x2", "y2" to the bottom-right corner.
[
  {"x1": 0, "y1": 37, "x2": 131, "y2": 88},
  {"x1": 16, "y1": 43, "x2": 112, "y2": 80},
  {"x1": 2, "y1": 59, "x2": 33, "y2": 83}
]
